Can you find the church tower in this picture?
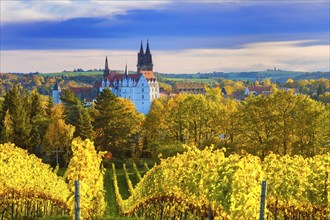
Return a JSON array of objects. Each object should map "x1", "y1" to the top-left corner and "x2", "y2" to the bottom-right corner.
[{"x1": 137, "y1": 40, "x2": 153, "y2": 73}]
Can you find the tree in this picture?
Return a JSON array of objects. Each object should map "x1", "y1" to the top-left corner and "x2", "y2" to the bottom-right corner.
[
  {"x1": 30, "y1": 88, "x2": 45, "y2": 119},
  {"x1": 316, "y1": 84, "x2": 326, "y2": 97},
  {"x1": 262, "y1": 79, "x2": 272, "y2": 86},
  {"x1": 60, "y1": 89, "x2": 94, "y2": 140},
  {"x1": 45, "y1": 96, "x2": 54, "y2": 117},
  {"x1": 93, "y1": 89, "x2": 142, "y2": 158},
  {"x1": 205, "y1": 87, "x2": 223, "y2": 103},
  {"x1": 146, "y1": 94, "x2": 222, "y2": 151},
  {"x1": 0, "y1": 85, "x2": 32, "y2": 151},
  {"x1": 218, "y1": 99, "x2": 242, "y2": 154},
  {"x1": 166, "y1": 94, "x2": 189, "y2": 143},
  {"x1": 43, "y1": 104, "x2": 75, "y2": 166},
  {"x1": 2, "y1": 110, "x2": 13, "y2": 142},
  {"x1": 143, "y1": 99, "x2": 168, "y2": 156},
  {"x1": 29, "y1": 89, "x2": 48, "y2": 152},
  {"x1": 77, "y1": 108, "x2": 94, "y2": 140},
  {"x1": 237, "y1": 91, "x2": 329, "y2": 157}
]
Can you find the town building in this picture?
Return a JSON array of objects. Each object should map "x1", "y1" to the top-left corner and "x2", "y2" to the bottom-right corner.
[
  {"x1": 172, "y1": 82, "x2": 206, "y2": 95},
  {"x1": 99, "y1": 41, "x2": 159, "y2": 114},
  {"x1": 283, "y1": 87, "x2": 300, "y2": 95},
  {"x1": 244, "y1": 86, "x2": 272, "y2": 96}
]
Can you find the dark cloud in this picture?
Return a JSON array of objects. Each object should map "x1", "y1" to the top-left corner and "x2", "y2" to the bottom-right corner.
[{"x1": 1, "y1": 1, "x2": 329, "y2": 50}]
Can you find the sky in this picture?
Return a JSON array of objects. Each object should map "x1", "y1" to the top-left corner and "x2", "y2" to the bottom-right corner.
[{"x1": 0, "y1": 0, "x2": 329, "y2": 74}]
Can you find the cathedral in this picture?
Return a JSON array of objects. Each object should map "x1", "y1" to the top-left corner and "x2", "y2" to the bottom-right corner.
[{"x1": 99, "y1": 41, "x2": 159, "y2": 114}]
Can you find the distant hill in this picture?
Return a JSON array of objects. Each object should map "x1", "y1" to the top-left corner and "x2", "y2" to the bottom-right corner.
[{"x1": 158, "y1": 71, "x2": 329, "y2": 83}]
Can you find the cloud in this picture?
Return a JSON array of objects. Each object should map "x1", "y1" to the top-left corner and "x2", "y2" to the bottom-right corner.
[
  {"x1": 0, "y1": 0, "x2": 170, "y2": 23},
  {"x1": 1, "y1": 40, "x2": 328, "y2": 73}
]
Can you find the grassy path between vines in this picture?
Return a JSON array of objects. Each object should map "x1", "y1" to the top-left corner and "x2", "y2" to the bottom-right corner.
[{"x1": 103, "y1": 168, "x2": 141, "y2": 220}]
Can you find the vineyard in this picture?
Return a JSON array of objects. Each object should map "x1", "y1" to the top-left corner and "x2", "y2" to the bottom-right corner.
[
  {"x1": 0, "y1": 143, "x2": 70, "y2": 219},
  {"x1": 111, "y1": 147, "x2": 329, "y2": 219},
  {"x1": 1, "y1": 143, "x2": 329, "y2": 219}
]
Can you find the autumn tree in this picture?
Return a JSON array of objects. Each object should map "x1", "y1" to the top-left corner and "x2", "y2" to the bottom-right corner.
[
  {"x1": 205, "y1": 86, "x2": 223, "y2": 103},
  {"x1": 143, "y1": 98, "x2": 168, "y2": 156},
  {"x1": 144, "y1": 94, "x2": 223, "y2": 154},
  {"x1": 237, "y1": 90, "x2": 329, "y2": 157},
  {"x1": 43, "y1": 104, "x2": 75, "y2": 166},
  {"x1": 217, "y1": 99, "x2": 242, "y2": 154}
]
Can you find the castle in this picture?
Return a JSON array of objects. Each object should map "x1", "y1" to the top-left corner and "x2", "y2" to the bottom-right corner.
[{"x1": 99, "y1": 41, "x2": 159, "y2": 114}]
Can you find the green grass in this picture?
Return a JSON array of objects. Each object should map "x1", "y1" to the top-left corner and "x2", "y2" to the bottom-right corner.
[
  {"x1": 115, "y1": 169, "x2": 131, "y2": 200},
  {"x1": 42, "y1": 71, "x2": 103, "y2": 77},
  {"x1": 104, "y1": 169, "x2": 120, "y2": 217},
  {"x1": 39, "y1": 216, "x2": 70, "y2": 220},
  {"x1": 103, "y1": 165, "x2": 149, "y2": 219},
  {"x1": 42, "y1": 163, "x2": 149, "y2": 219},
  {"x1": 162, "y1": 77, "x2": 218, "y2": 83}
]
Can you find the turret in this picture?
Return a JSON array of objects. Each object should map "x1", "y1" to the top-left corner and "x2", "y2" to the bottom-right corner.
[
  {"x1": 104, "y1": 56, "x2": 110, "y2": 78},
  {"x1": 125, "y1": 63, "x2": 128, "y2": 79}
]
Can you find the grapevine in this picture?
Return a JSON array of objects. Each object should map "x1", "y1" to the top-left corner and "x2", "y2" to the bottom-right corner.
[
  {"x1": 132, "y1": 161, "x2": 142, "y2": 181},
  {"x1": 121, "y1": 146, "x2": 264, "y2": 219},
  {"x1": 66, "y1": 138, "x2": 107, "y2": 219},
  {"x1": 123, "y1": 163, "x2": 134, "y2": 195},
  {"x1": 112, "y1": 147, "x2": 329, "y2": 219},
  {"x1": 112, "y1": 163, "x2": 124, "y2": 214}
]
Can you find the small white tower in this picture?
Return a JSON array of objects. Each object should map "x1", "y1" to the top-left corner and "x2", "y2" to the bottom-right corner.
[{"x1": 52, "y1": 80, "x2": 61, "y2": 105}]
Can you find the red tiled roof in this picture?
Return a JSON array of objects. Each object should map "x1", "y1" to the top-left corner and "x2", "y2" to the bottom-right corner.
[
  {"x1": 140, "y1": 70, "x2": 156, "y2": 80},
  {"x1": 93, "y1": 82, "x2": 102, "y2": 89},
  {"x1": 106, "y1": 73, "x2": 142, "y2": 83},
  {"x1": 61, "y1": 86, "x2": 96, "y2": 101},
  {"x1": 247, "y1": 86, "x2": 271, "y2": 92},
  {"x1": 69, "y1": 86, "x2": 93, "y2": 95},
  {"x1": 174, "y1": 82, "x2": 205, "y2": 90}
]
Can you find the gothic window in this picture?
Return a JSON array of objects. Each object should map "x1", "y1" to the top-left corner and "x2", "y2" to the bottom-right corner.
[
  {"x1": 142, "y1": 83, "x2": 144, "y2": 86},
  {"x1": 142, "y1": 88, "x2": 144, "y2": 92},
  {"x1": 142, "y1": 95, "x2": 144, "y2": 99}
]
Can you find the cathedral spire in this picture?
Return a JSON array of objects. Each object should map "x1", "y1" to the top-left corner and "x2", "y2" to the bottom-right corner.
[
  {"x1": 140, "y1": 40, "x2": 144, "y2": 54},
  {"x1": 146, "y1": 39, "x2": 150, "y2": 54}
]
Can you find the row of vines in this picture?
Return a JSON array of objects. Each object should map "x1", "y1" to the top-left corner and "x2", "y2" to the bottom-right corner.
[
  {"x1": 112, "y1": 147, "x2": 329, "y2": 219},
  {"x1": 0, "y1": 139, "x2": 106, "y2": 220},
  {"x1": 0, "y1": 143, "x2": 70, "y2": 219},
  {"x1": 1, "y1": 141, "x2": 328, "y2": 219}
]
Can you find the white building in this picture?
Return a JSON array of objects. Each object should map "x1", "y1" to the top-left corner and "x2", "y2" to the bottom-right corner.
[{"x1": 99, "y1": 41, "x2": 159, "y2": 114}]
